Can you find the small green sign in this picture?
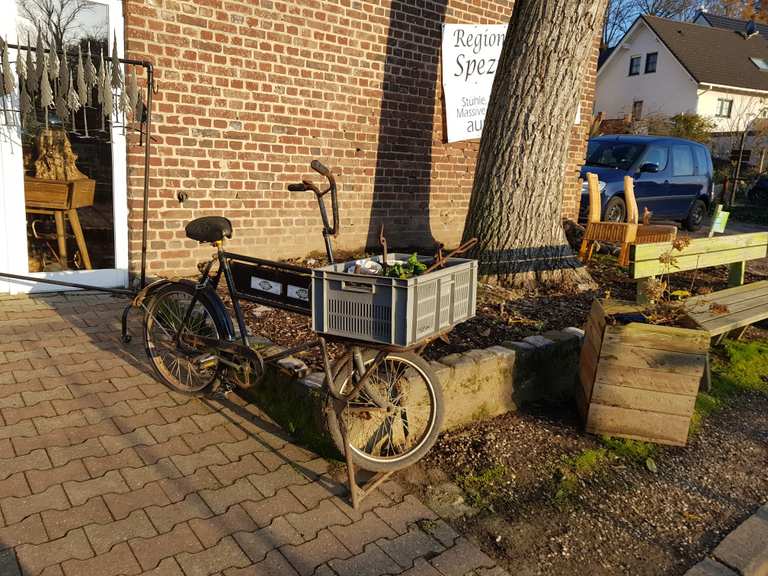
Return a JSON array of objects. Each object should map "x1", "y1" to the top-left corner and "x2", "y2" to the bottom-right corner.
[{"x1": 712, "y1": 210, "x2": 730, "y2": 234}]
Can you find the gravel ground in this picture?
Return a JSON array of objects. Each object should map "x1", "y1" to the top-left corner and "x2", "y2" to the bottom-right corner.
[{"x1": 413, "y1": 388, "x2": 768, "y2": 576}]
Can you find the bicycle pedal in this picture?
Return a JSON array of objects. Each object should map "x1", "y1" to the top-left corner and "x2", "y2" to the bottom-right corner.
[
  {"x1": 277, "y1": 357, "x2": 309, "y2": 379},
  {"x1": 193, "y1": 353, "x2": 218, "y2": 370}
]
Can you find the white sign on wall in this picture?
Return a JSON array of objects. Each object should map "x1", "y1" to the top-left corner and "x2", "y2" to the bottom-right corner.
[{"x1": 441, "y1": 24, "x2": 507, "y2": 143}]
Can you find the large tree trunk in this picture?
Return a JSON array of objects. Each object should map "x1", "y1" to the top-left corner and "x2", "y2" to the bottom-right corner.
[{"x1": 462, "y1": 0, "x2": 606, "y2": 290}]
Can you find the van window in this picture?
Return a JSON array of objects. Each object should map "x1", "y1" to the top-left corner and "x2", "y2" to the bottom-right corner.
[
  {"x1": 641, "y1": 145, "x2": 668, "y2": 171},
  {"x1": 694, "y1": 147, "x2": 709, "y2": 175},
  {"x1": 672, "y1": 145, "x2": 695, "y2": 176}
]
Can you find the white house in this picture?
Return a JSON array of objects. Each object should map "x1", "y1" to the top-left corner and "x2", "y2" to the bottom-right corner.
[{"x1": 595, "y1": 15, "x2": 768, "y2": 134}]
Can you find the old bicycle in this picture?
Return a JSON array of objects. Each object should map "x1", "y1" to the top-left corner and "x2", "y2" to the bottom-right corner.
[{"x1": 132, "y1": 161, "x2": 477, "y2": 504}]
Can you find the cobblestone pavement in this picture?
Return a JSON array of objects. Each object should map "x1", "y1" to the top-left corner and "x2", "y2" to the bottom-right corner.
[{"x1": 0, "y1": 292, "x2": 508, "y2": 576}]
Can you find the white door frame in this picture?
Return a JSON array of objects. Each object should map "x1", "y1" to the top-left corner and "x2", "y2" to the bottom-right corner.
[{"x1": 0, "y1": 0, "x2": 128, "y2": 294}]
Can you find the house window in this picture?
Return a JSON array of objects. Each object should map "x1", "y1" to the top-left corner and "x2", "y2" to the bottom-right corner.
[
  {"x1": 645, "y1": 52, "x2": 658, "y2": 73},
  {"x1": 632, "y1": 100, "x2": 644, "y2": 121},
  {"x1": 629, "y1": 56, "x2": 641, "y2": 76},
  {"x1": 751, "y1": 57, "x2": 768, "y2": 70},
  {"x1": 716, "y1": 98, "x2": 733, "y2": 118}
]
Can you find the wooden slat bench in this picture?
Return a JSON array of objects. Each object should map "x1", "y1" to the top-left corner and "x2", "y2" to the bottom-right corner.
[
  {"x1": 682, "y1": 280, "x2": 768, "y2": 342},
  {"x1": 628, "y1": 232, "x2": 768, "y2": 303}
]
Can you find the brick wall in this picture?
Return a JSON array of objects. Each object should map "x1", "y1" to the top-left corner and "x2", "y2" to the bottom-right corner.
[{"x1": 123, "y1": 0, "x2": 598, "y2": 277}]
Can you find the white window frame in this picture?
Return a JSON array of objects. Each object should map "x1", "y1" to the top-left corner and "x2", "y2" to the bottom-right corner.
[
  {"x1": 0, "y1": 0, "x2": 128, "y2": 294},
  {"x1": 716, "y1": 98, "x2": 734, "y2": 118}
]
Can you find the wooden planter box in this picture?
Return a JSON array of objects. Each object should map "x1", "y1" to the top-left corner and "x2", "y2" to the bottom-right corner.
[{"x1": 578, "y1": 299, "x2": 710, "y2": 446}]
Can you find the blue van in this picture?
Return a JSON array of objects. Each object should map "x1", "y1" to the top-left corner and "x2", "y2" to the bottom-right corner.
[{"x1": 580, "y1": 135, "x2": 715, "y2": 231}]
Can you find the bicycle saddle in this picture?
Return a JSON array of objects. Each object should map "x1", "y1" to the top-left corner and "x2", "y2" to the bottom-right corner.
[{"x1": 185, "y1": 216, "x2": 233, "y2": 243}]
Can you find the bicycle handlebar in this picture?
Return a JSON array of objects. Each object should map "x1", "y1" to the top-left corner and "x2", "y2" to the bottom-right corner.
[
  {"x1": 311, "y1": 160, "x2": 330, "y2": 177},
  {"x1": 287, "y1": 183, "x2": 307, "y2": 192}
]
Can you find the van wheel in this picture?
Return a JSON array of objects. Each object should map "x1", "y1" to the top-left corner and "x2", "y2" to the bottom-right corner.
[
  {"x1": 684, "y1": 199, "x2": 707, "y2": 231},
  {"x1": 603, "y1": 196, "x2": 626, "y2": 222}
]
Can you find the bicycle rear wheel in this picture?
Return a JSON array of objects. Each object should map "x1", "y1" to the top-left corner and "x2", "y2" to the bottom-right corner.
[
  {"x1": 143, "y1": 282, "x2": 223, "y2": 395},
  {"x1": 326, "y1": 350, "x2": 444, "y2": 472}
]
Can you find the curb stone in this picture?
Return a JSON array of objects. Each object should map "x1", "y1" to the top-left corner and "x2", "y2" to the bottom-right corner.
[{"x1": 685, "y1": 504, "x2": 768, "y2": 576}]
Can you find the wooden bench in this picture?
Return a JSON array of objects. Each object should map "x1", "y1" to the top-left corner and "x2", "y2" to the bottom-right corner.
[
  {"x1": 682, "y1": 280, "x2": 768, "y2": 342},
  {"x1": 628, "y1": 232, "x2": 768, "y2": 304}
]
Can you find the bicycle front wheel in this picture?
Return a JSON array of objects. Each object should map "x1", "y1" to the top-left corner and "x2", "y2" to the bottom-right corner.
[
  {"x1": 143, "y1": 282, "x2": 222, "y2": 395},
  {"x1": 326, "y1": 350, "x2": 444, "y2": 472}
]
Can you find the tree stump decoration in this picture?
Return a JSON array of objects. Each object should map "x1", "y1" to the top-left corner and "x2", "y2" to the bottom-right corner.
[{"x1": 33, "y1": 127, "x2": 88, "y2": 181}]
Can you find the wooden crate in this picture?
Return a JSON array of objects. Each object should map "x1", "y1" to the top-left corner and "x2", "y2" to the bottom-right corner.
[
  {"x1": 579, "y1": 299, "x2": 710, "y2": 446},
  {"x1": 25, "y1": 177, "x2": 96, "y2": 210}
]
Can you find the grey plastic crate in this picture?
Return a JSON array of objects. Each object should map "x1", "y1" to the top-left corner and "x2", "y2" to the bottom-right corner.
[{"x1": 311, "y1": 254, "x2": 478, "y2": 347}]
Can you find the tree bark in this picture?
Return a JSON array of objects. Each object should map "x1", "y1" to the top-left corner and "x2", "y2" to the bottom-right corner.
[{"x1": 462, "y1": 0, "x2": 606, "y2": 290}]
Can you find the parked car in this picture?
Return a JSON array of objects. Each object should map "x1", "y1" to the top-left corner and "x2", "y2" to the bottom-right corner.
[
  {"x1": 579, "y1": 135, "x2": 715, "y2": 231},
  {"x1": 748, "y1": 174, "x2": 768, "y2": 205}
]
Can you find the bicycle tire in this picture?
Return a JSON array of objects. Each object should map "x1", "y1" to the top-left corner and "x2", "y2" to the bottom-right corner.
[
  {"x1": 326, "y1": 350, "x2": 444, "y2": 472},
  {"x1": 143, "y1": 282, "x2": 225, "y2": 395}
]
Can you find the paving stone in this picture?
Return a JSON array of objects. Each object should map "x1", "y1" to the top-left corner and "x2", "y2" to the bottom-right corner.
[
  {"x1": 429, "y1": 538, "x2": 496, "y2": 576},
  {"x1": 104, "y1": 483, "x2": 171, "y2": 520},
  {"x1": 401, "y1": 558, "x2": 444, "y2": 576},
  {"x1": 375, "y1": 495, "x2": 439, "y2": 535},
  {"x1": 23, "y1": 387, "x2": 73, "y2": 407},
  {"x1": 0, "y1": 438, "x2": 12, "y2": 459},
  {"x1": 190, "y1": 412, "x2": 231, "y2": 432},
  {"x1": 285, "y1": 498, "x2": 352, "y2": 541},
  {"x1": 713, "y1": 508, "x2": 768, "y2": 576},
  {"x1": 684, "y1": 559, "x2": 739, "y2": 576},
  {"x1": 141, "y1": 557, "x2": 185, "y2": 576},
  {"x1": 183, "y1": 425, "x2": 237, "y2": 452},
  {"x1": 3, "y1": 401, "x2": 57, "y2": 425},
  {"x1": 110, "y1": 373, "x2": 157, "y2": 391},
  {"x1": 190, "y1": 504, "x2": 258, "y2": 548},
  {"x1": 0, "y1": 514, "x2": 48, "y2": 549},
  {"x1": 97, "y1": 387, "x2": 146, "y2": 407},
  {"x1": 0, "y1": 420, "x2": 37, "y2": 442},
  {"x1": 83, "y1": 448, "x2": 143, "y2": 477},
  {"x1": 64, "y1": 469, "x2": 130, "y2": 506},
  {"x1": 280, "y1": 528, "x2": 351, "y2": 576},
  {"x1": 0, "y1": 393, "x2": 23, "y2": 410},
  {"x1": 219, "y1": 437, "x2": 270, "y2": 461},
  {"x1": 68, "y1": 381, "x2": 116, "y2": 400},
  {"x1": 85, "y1": 509, "x2": 158, "y2": 554},
  {"x1": 234, "y1": 516, "x2": 304, "y2": 562},
  {"x1": 146, "y1": 493, "x2": 213, "y2": 534},
  {"x1": 0, "y1": 449, "x2": 51, "y2": 480},
  {"x1": 199, "y1": 477, "x2": 263, "y2": 514},
  {"x1": 16, "y1": 528, "x2": 93, "y2": 575},
  {"x1": 61, "y1": 542, "x2": 142, "y2": 576},
  {"x1": 176, "y1": 535, "x2": 250, "y2": 576},
  {"x1": 158, "y1": 468, "x2": 221, "y2": 503},
  {"x1": 100, "y1": 427, "x2": 157, "y2": 454},
  {"x1": 286, "y1": 478, "x2": 348, "y2": 511},
  {"x1": 224, "y1": 549, "x2": 299, "y2": 575},
  {"x1": 252, "y1": 450, "x2": 286, "y2": 472},
  {"x1": 48, "y1": 438, "x2": 106, "y2": 466},
  {"x1": 52, "y1": 394, "x2": 104, "y2": 416},
  {"x1": 127, "y1": 394, "x2": 178, "y2": 415},
  {"x1": 34, "y1": 412, "x2": 88, "y2": 434},
  {"x1": 170, "y1": 444, "x2": 228, "y2": 475},
  {"x1": 242, "y1": 488, "x2": 307, "y2": 528},
  {"x1": 129, "y1": 521, "x2": 203, "y2": 572},
  {"x1": 111, "y1": 409, "x2": 166, "y2": 433},
  {"x1": 66, "y1": 420, "x2": 122, "y2": 445},
  {"x1": 377, "y1": 526, "x2": 445, "y2": 569},
  {"x1": 26, "y1": 460, "x2": 90, "y2": 493},
  {"x1": 81, "y1": 401, "x2": 133, "y2": 424},
  {"x1": 209, "y1": 453, "x2": 268, "y2": 485},
  {"x1": 147, "y1": 419, "x2": 200, "y2": 444},
  {"x1": 42, "y1": 497, "x2": 113, "y2": 539},
  {"x1": 329, "y1": 511, "x2": 398, "y2": 555},
  {"x1": 0, "y1": 473, "x2": 31, "y2": 500},
  {"x1": 121, "y1": 457, "x2": 183, "y2": 489},
  {"x1": 418, "y1": 519, "x2": 460, "y2": 548},
  {"x1": 1, "y1": 484, "x2": 70, "y2": 525},
  {"x1": 329, "y1": 542, "x2": 402, "y2": 576},
  {"x1": 135, "y1": 437, "x2": 193, "y2": 465},
  {"x1": 250, "y1": 463, "x2": 310, "y2": 498},
  {"x1": 158, "y1": 401, "x2": 212, "y2": 424}
]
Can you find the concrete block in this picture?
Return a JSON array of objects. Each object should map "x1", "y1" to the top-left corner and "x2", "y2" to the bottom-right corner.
[
  {"x1": 713, "y1": 509, "x2": 768, "y2": 576},
  {"x1": 683, "y1": 559, "x2": 738, "y2": 576},
  {"x1": 523, "y1": 335, "x2": 554, "y2": 348}
]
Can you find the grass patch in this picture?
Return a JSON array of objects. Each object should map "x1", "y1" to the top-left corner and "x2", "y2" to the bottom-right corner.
[
  {"x1": 456, "y1": 464, "x2": 508, "y2": 510},
  {"x1": 691, "y1": 339, "x2": 768, "y2": 433},
  {"x1": 553, "y1": 448, "x2": 610, "y2": 505}
]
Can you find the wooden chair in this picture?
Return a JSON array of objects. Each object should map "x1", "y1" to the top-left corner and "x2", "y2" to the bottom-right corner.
[
  {"x1": 623, "y1": 176, "x2": 678, "y2": 246},
  {"x1": 579, "y1": 172, "x2": 637, "y2": 266}
]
